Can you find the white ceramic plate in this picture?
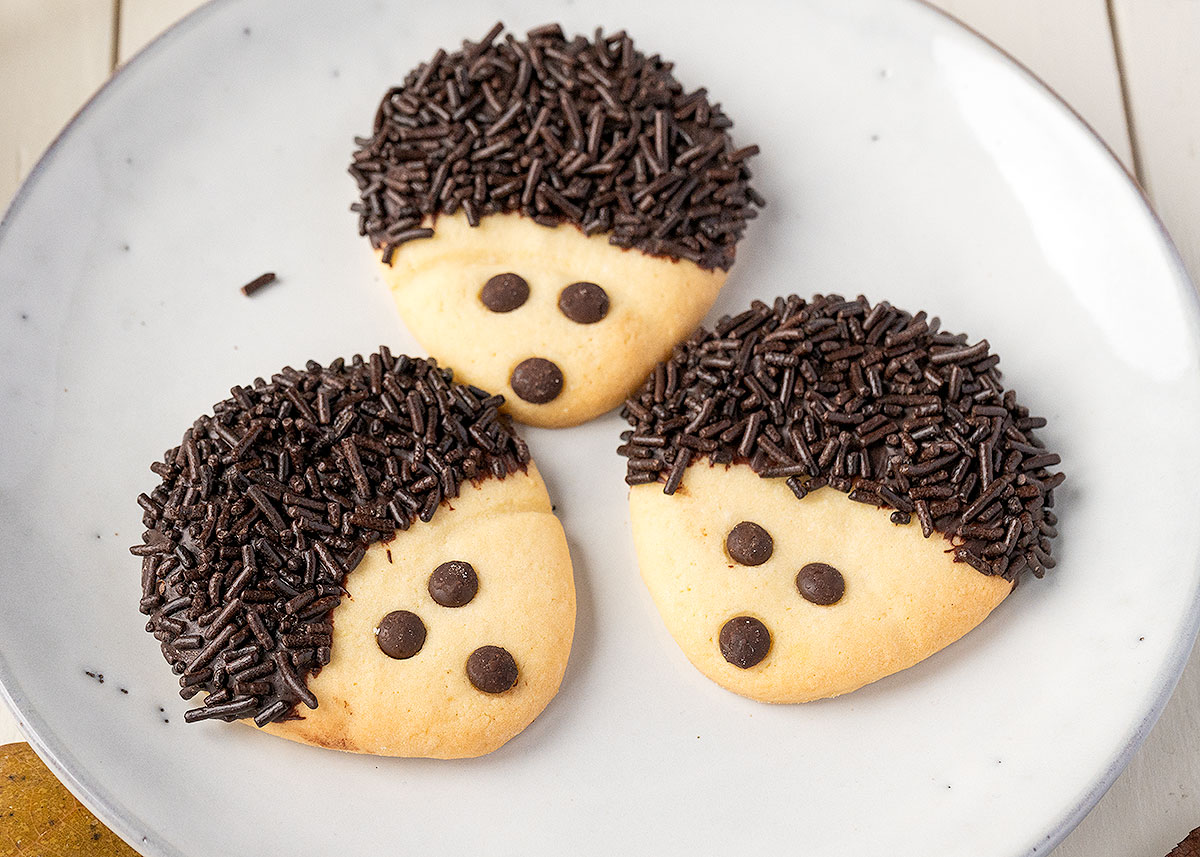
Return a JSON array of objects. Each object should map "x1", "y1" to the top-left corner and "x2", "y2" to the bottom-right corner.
[{"x1": 2, "y1": 0, "x2": 1199, "y2": 854}]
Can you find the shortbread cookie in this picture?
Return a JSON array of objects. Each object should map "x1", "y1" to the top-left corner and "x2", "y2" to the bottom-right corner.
[
  {"x1": 132, "y1": 349, "x2": 575, "y2": 758},
  {"x1": 263, "y1": 466, "x2": 573, "y2": 758},
  {"x1": 350, "y1": 23, "x2": 763, "y2": 428},
  {"x1": 619, "y1": 294, "x2": 1064, "y2": 703}
]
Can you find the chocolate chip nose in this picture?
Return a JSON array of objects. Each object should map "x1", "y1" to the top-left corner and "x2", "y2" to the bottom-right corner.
[{"x1": 510, "y1": 357, "x2": 563, "y2": 404}]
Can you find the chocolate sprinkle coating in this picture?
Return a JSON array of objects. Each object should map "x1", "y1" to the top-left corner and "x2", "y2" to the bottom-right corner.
[
  {"x1": 376, "y1": 610, "x2": 427, "y2": 659},
  {"x1": 558, "y1": 281, "x2": 609, "y2": 324},
  {"x1": 719, "y1": 616, "x2": 771, "y2": 669},
  {"x1": 796, "y1": 562, "x2": 845, "y2": 605},
  {"x1": 618, "y1": 294, "x2": 1064, "y2": 582},
  {"x1": 510, "y1": 357, "x2": 564, "y2": 404},
  {"x1": 725, "y1": 521, "x2": 773, "y2": 566},
  {"x1": 350, "y1": 23, "x2": 763, "y2": 271},
  {"x1": 131, "y1": 347, "x2": 530, "y2": 726},
  {"x1": 467, "y1": 645, "x2": 519, "y2": 693},
  {"x1": 428, "y1": 560, "x2": 479, "y2": 607},
  {"x1": 481, "y1": 273, "x2": 530, "y2": 312}
]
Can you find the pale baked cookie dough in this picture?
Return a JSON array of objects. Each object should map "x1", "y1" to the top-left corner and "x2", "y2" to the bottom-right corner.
[
  {"x1": 619, "y1": 294, "x2": 1065, "y2": 703},
  {"x1": 350, "y1": 23, "x2": 763, "y2": 428},
  {"x1": 265, "y1": 466, "x2": 574, "y2": 758},
  {"x1": 380, "y1": 213, "x2": 725, "y2": 427},
  {"x1": 630, "y1": 463, "x2": 1010, "y2": 702},
  {"x1": 133, "y1": 349, "x2": 575, "y2": 758}
]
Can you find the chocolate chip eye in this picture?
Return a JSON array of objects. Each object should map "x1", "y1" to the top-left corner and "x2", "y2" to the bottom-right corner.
[
  {"x1": 726, "y1": 521, "x2": 773, "y2": 566},
  {"x1": 376, "y1": 610, "x2": 426, "y2": 659},
  {"x1": 466, "y1": 645, "x2": 519, "y2": 693},
  {"x1": 510, "y1": 357, "x2": 564, "y2": 403},
  {"x1": 480, "y1": 273, "x2": 529, "y2": 312},
  {"x1": 558, "y1": 281, "x2": 609, "y2": 324},
  {"x1": 796, "y1": 563, "x2": 845, "y2": 605},
  {"x1": 428, "y1": 560, "x2": 478, "y2": 607},
  {"x1": 719, "y1": 616, "x2": 771, "y2": 669}
]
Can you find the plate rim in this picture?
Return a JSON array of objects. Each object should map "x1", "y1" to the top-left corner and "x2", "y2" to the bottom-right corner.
[{"x1": 0, "y1": 1, "x2": 1197, "y2": 855}]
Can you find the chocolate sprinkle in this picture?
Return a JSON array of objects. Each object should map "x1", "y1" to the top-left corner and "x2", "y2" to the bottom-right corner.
[
  {"x1": 796, "y1": 562, "x2": 845, "y2": 605},
  {"x1": 240, "y1": 272, "x2": 277, "y2": 297},
  {"x1": 510, "y1": 357, "x2": 564, "y2": 404},
  {"x1": 481, "y1": 273, "x2": 530, "y2": 312},
  {"x1": 466, "y1": 645, "x2": 519, "y2": 693},
  {"x1": 428, "y1": 560, "x2": 479, "y2": 607},
  {"x1": 719, "y1": 616, "x2": 771, "y2": 669},
  {"x1": 350, "y1": 23, "x2": 762, "y2": 271},
  {"x1": 132, "y1": 348, "x2": 529, "y2": 725},
  {"x1": 618, "y1": 294, "x2": 1064, "y2": 581},
  {"x1": 558, "y1": 281, "x2": 609, "y2": 324},
  {"x1": 725, "y1": 521, "x2": 773, "y2": 566},
  {"x1": 376, "y1": 610, "x2": 427, "y2": 659}
]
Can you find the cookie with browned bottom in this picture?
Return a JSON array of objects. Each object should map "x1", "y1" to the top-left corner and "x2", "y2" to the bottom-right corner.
[{"x1": 619, "y1": 294, "x2": 1064, "y2": 702}]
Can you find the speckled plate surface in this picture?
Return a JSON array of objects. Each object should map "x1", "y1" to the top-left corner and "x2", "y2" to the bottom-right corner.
[{"x1": 1, "y1": 1, "x2": 1199, "y2": 855}]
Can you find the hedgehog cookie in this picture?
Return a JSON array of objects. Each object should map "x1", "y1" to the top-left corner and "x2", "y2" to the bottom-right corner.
[
  {"x1": 618, "y1": 295, "x2": 1064, "y2": 703},
  {"x1": 132, "y1": 349, "x2": 575, "y2": 758},
  {"x1": 350, "y1": 23, "x2": 763, "y2": 428}
]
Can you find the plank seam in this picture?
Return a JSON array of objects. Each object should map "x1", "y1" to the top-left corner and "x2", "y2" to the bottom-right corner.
[
  {"x1": 110, "y1": 0, "x2": 122, "y2": 72},
  {"x1": 1106, "y1": 0, "x2": 1146, "y2": 187}
]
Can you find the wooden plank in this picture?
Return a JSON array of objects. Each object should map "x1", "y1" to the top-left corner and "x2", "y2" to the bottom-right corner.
[
  {"x1": 0, "y1": 0, "x2": 114, "y2": 746},
  {"x1": 1055, "y1": 651, "x2": 1200, "y2": 855},
  {"x1": 0, "y1": 0, "x2": 116, "y2": 213},
  {"x1": 1058, "y1": 8, "x2": 1200, "y2": 852},
  {"x1": 117, "y1": 0, "x2": 209, "y2": 65},
  {"x1": 928, "y1": 0, "x2": 1134, "y2": 169},
  {"x1": 0, "y1": 707, "x2": 19, "y2": 748},
  {"x1": 1111, "y1": 0, "x2": 1200, "y2": 286}
]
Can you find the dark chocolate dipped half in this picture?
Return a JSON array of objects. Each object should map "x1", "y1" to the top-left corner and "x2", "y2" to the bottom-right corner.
[
  {"x1": 131, "y1": 349, "x2": 530, "y2": 726},
  {"x1": 350, "y1": 22, "x2": 763, "y2": 270},
  {"x1": 617, "y1": 294, "x2": 1064, "y2": 581}
]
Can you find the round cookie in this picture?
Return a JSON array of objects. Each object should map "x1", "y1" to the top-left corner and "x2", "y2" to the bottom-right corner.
[
  {"x1": 350, "y1": 23, "x2": 763, "y2": 428},
  {"x1": 630, "y1": 464, "x2": 1011, "y2": 702},
  {"x1": 619, "y1": 294, "x2": 1064, "y2": 703},
  {"x1": 132, "y1": 349, "x2": 575, "y2": 758},
  {"x1": 264, "y1": 466, "x2": 574, "y2": 758},
  {"x1": 379, "y1": 212, "x2": 725, "y2": 427}
]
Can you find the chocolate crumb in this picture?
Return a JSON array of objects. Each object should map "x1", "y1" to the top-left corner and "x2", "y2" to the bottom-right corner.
[
  {"x1": 131, "y1": 348, "x2": 530, "y2": 726},
  {"x1": 239, "y1": 272, "x2": 277, "y2": 297},
  {"x1": 618, "y1": 294, "x2": 1064, "y2": 582},
  {"x1": 350, "y1": 23, "x2": 762, "y2": 271}
]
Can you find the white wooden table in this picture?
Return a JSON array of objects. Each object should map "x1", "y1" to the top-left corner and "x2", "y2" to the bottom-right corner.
[{"x1": 2, "y1": 1, "x2": 1198, "y2": 854}]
